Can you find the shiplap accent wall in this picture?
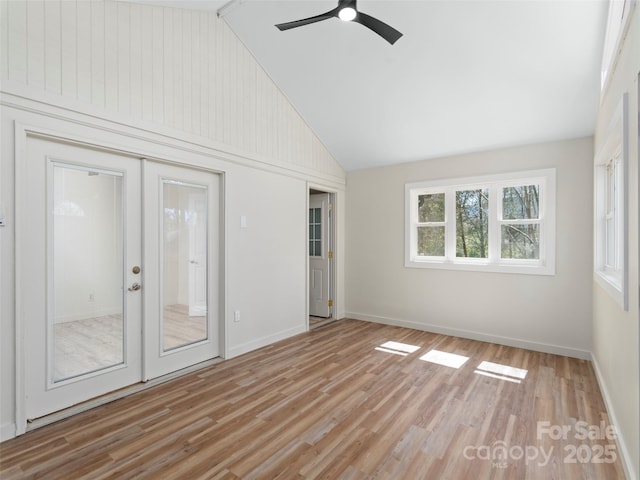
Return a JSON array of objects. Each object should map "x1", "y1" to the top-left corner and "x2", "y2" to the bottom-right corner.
[{"x1": 0, "y1": 0, "x2": 345, "y2": 180}]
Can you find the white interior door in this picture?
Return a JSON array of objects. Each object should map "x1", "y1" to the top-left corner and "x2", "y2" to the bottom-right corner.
[
  {"x1": 22, "y1": 136, "x2": 142, "y2": 420},
  {"x1": 143, "y1": 161, "x2": 220, "y2": 380},
  {"x1": 309, "y1": 193, "x2": 331, "y2": 318}
]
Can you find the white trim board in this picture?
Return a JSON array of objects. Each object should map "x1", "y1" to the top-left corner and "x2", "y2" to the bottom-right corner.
[
  {"x1": 346, "y1": 312, "x2": 591, "y2": 360},
  {"x1": 0, "y1": 89, "x2": 346, "y2": 191},
  {"x1": 591, "y1": 353, "x2": 636, "y2": 480},
  {"x1": 226, "y1": 324, "x2": 307, "y2": 359}
]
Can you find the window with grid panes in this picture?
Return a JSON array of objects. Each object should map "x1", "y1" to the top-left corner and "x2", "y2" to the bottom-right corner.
[{"x1": 405, "y1": 169, "x2": 555, "y2": 275}]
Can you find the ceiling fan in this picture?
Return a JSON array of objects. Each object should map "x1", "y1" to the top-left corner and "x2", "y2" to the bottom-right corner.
[{"x1": 275, "y1": 0, "x2": 403, "y2": 45}]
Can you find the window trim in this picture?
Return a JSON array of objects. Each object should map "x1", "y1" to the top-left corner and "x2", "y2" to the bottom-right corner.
[
  {"x1": 594, "y1": 93, "x2": 628, "y2": 310},
  {"x1": 405, "y1": 169, "x2": 556, "y2": 275}
]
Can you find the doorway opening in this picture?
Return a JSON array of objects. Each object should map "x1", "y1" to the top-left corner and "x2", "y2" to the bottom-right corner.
[{"x1": 308, "y1": 188, "x2": 336, "y2": 330}]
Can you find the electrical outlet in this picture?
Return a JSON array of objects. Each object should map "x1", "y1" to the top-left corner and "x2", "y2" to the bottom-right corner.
[{"x1": 234, "y1": 310, "x2": 241, "y2": 322}]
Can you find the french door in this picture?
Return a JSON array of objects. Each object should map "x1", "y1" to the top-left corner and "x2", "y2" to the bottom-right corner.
[
  {"x1": 142, "y1": 160, "x2": 220, "y2": 380},
  {"x1": 21, "y1": 136, "x2": 220, "y2": 421}
]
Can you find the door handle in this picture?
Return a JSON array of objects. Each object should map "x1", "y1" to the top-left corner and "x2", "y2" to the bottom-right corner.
[{"x1": 128, "y1": 282, "x2": 141, "y2": 292}]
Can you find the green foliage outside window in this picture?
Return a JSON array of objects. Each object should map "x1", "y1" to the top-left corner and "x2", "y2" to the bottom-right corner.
[
  {"x1": 456, "y1": 189, "x2": 489, "y2": 258},
  {"x1": 501, "y1": 185, "x2": 540, "y2": 259},
  {"x1": 417, "y1": 194, "x2": 445, "y2": 256},
  {"x1": 414, "y1": 184, "x2": 542, "y2": 261}
]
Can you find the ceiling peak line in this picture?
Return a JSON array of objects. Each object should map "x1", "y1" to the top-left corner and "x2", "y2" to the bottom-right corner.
[{"x1": 217, "y1": 0, "x2": 245, "y2": 18}]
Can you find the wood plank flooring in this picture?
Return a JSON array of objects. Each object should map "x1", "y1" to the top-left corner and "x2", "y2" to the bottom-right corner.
[
  {"x1": 54, "y1": 314, "x2": 124, "y2": 381},
  {"x1": 309, "y1": 316, "x2": 336, "y2": 330},
  {"x1": 162, "y1": 304, "x2": 207, "y2": 351},
  {"x1": 53, "y1": 305, "x2": 206, "y2": 380},
  {"x1": 1, "y1": 319, "x2": 625, "y2": 479}
]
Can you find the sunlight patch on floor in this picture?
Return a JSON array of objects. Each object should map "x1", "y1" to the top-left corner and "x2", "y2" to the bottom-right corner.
[
  {"x1": 474, "y1": 360, "x2": 528, "y2": 383},
  {"x1": 375, "y1": 341, "x2": 421, "y2": 356},
  {"x1": 419, "y1": 349, "x2": 469, "y2": 369}
]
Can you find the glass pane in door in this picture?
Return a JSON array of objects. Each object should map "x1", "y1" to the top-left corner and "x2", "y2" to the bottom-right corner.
[
  {"x1": 52, "y1": 164, "x2": 124, "y2": 382},
  {"x1": 309, "y1": 207, "x2": 322, "y2": 257},
  {"x1": 162, "y1": 181, "x2": 208, "y2": 351}
]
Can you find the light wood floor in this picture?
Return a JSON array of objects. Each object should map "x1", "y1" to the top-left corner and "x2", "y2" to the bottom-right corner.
[
  {"x1": 54, "y1": 314, "x2": 124, "y2": 381},
  {"x1": 309, "y1": 315, "x2": 336, "y2": 330},
  {"x1": 162, "y1": 304, "x2": 207, "y2": 351},
  {"x1": 1, "y1": 319, "x2": 625, "y2": 479},
  {"x1": 54, "y1": 305, "x2": 206, "y2": 380}
]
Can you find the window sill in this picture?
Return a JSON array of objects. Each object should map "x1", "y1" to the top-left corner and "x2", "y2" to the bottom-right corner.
[
  {"x1": 594, "y1": 270, "x2": 627, "y2": 310},
  {"x1": 405, "y1": 258, "x2": 555, "y2": 276}
]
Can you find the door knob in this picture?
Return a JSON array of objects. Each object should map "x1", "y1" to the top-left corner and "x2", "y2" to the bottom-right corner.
[{"x1": 128, "y1": 282, "x2": 141, "y2": 292}]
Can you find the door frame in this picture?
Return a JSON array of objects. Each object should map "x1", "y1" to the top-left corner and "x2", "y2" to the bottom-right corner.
[
  {"x1": 14, "y1": 123, "x2": 227, "y2": 435},
  {"x1": 306, "y1": 184, "x2": 338, "y2": 330}
]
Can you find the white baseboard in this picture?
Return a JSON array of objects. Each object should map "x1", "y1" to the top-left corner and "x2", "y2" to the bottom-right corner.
[
  {"x1": 346, "y1": 312, "x2": 591, "y2": 360},
  {"x1": 591, "y1": 353, "x2": 636, "y2": 480},
  {"x1": 1, "y1": 422, "x2": 16, "y2": 442},
  {"x1": 227, "y1": 324, "x2": 307, "y2": 359},
  {"x1": 55, "y1": 308, "x2": 121, "y2": 324}
]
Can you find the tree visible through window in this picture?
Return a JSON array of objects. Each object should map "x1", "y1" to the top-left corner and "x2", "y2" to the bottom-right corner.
[
  {"x1": 500, "y1": 185, "x2": 540, "y2": 260},
  {"x1": 456, "y1": 189, "x2": 489, "y2": 258},
  {"x1": 417, "y1": 193, "x2": 445, "y2": 256},
  {"x1": 405, "y1": 169, "x2": 555, "y2": 275}
]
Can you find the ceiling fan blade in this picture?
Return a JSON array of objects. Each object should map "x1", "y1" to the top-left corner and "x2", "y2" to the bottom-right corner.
[
  {"x1": 354, "y1": 11, "x2": 403, "y2": 45},
  {"x1": 275, "y1": 8, "x2": 339, "y2": 31}
]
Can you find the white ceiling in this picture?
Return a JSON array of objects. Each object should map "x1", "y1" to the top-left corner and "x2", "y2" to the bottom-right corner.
[{"x1": 130, "y1": 0, "x2": 609, "y2": 171}]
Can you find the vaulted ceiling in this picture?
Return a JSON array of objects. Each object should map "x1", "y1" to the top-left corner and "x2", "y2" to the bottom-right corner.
[{"x1": 128, "y1": 1, "x2": 609, "y2": 171}]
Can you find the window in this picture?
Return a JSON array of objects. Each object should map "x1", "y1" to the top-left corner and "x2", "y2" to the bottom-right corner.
[
  {"x1": 456, "y1": 188, "x2": 489, "y2": 259},
  {"x1": 417, "y1": 193, "x2": 445, "y2": 256},
  {"x1": 309, "y1": 207, "x2": 322, "y2": 257},
  {"x1": 405, "y1": 169, "x2": 556, "y2": 275},
  {"x1": 500, "y1": 185, "x2": 540, "y2": 260},
  {"x1": 594, "y1": 93, "x2": 628, "y2": 310}
]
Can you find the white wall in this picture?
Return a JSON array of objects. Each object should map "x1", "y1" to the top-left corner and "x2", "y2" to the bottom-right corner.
[
  {"x1": 0, "y1": 0, "x2": 346, "y2": 441},
  {"x1": 592, "y1": 6, "x2": 640, "y2": 480},
  {"x1": 225, "y1": 165, "x2": 307, "y2": 357},
  {"x1": 346, "y1": 137, "x2": 593, "y2": 358}
]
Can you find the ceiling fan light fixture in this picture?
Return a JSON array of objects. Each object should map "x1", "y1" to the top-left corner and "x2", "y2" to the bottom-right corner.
[
  {"x1": 275, "y1": 0, "x2": 403, "y2": 45},
  {"x1": 338, "y1": 7, "x2": 357, "y2": 22}
]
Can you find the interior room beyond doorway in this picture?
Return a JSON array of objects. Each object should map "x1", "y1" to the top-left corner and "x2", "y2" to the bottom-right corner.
[{"x1": 309, "y1": 188, "x2": 336, "y2": 330}]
